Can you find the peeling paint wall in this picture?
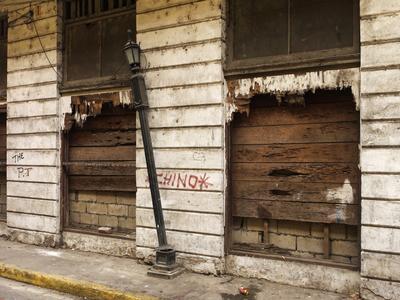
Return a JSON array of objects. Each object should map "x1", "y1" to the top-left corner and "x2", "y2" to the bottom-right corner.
[
  {"x1": 226, "y1": 68, "x2": 360, "y2": 122},
  {"x1": 359, "y1": 1, "x2": 400, "y2": 299},
  {"x1": 60, "y1": 90, "x2": 133, "y2": 130},
  {"x1": 135, "y1": 0, "x2": 225, "y2": 274},
  {"x1": 4, "y1": 0, "x2": 61, "y2": 246}
]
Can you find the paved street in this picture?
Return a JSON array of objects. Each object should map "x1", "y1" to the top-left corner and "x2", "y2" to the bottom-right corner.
[
  {"x1": 0, "y1": 239, "x2": 353, "y2": 300},
  {"x1": 0, "y1": 277, "x2": 79, "y2": 300}
]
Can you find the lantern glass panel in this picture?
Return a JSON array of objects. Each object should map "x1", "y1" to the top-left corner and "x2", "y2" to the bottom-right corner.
[{"x1": 124, "y1": 46, "x2": 134, "y2": 65}]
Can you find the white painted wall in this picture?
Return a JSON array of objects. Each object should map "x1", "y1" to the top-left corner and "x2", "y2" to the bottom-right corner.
[
  {"x1": 4, "y1": 0, "x2": 61, "y2": 245},
  {"x1": 360, "y1": 1, "x2": 400, "y2": 299},
  {"x1": 135, "y1": 0, "x2": 225, "y2": 274}
]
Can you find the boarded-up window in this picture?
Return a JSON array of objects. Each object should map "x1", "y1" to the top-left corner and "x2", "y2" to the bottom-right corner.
[
  {"x1": 65, "y1": 105, "x2": 136, "y2": 233},
  {"x1": 226, "y1": 0, "x2": 359, "y2": 75},
  {"x1": 0, "y1": 15, "x2": 7, "y2": 99},
  {"x1": 62, "y1": 0, "x2": 135, "y2": 91},
  {"x1": 231, "y1": 90, "x2": 360, "y2": 226}
]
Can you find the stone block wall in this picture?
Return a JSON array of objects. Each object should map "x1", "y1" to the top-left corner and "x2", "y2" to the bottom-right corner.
[
  {"x1": 232, "y1": 218, "x2": 359, "y2": 265},
  {"x1": 360, "y1": 1, "x2": 400, "y2": 299},
  {"x1": 4, "y1": 0, "x2": 61, "y2": 246},
  {"x1": 69, "y1": 191, "x2": 135, "y2": 232},
  {"x1": 0, "y1": 172, "x2": 5, "y2": 219},
  {"x1": 135, "y1": 0, "x2": 225, "y2": 274}
]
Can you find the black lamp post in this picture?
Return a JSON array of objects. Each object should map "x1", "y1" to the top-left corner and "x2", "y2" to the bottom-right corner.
[{"x1": 123, "y1": 30, "x2": 183, "y2": 278}]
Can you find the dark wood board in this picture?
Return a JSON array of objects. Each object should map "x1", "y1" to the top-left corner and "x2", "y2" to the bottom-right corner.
[
  {"x1": 232, "y1": 143, "x2": 359, "y2": 163},
  {"x1": 232, "y1": 198, "x2": 359, "y2": 225},
  {"x1": 231, "y1": 162, "x2": 360, "y2": 183},
  {"x1": 69, "y1": 145, "x2": 136, "y2": 161},
  {"x1": 69, "y1": 130, "x2": 136, "y2": 147},
  {"x1": 73, "y1": 113, "x2": 135, "y2": 131},
  {"x1": 232, "y1": 122, "x2": 359, "y2": 145},
  {"x1": 69, "y1": 175, "x2": 136, "y2": 192},
  {"x1": 67, "y1": 162, "x2": 135, "y2": 176},
  {"x1": 234, "y1": 102, "x2": 359, "y2": 127},
  {"x1": 232, "y1": 181, "x2": 359, "y2": 204}
]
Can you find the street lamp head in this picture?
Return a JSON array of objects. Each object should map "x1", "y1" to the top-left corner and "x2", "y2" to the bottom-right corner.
[{"x1": 123, "y1": 29, "x2": 140, "y2": 72}]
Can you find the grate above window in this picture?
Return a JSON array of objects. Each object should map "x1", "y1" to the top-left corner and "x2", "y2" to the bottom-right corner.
[
  {"x1": 226, "y1": 0, "x2": 360, "y2": 76},
  {"x1": 65, "y1": 0, "x2": 135, "y2": 21},
  {"x1": 62, "y1": 0, "x2": 135, "y2": 91}
]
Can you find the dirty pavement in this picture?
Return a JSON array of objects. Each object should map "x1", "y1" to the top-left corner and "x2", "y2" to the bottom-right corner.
[{"x1": 0, "y1": 239, "x2": 357, "y2": 300}]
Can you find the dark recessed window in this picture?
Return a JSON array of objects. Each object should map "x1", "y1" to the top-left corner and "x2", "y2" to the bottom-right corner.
[
  {"x1": 63, "y1": 0, "x2": 136, "y2": 91},
  {"x1": 226, "y1": 0, "x2": 359, "y2": 76}
]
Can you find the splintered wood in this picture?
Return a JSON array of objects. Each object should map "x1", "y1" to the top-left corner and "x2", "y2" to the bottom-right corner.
[
  {"x1": 231, "y1": 90, "x2": 361, "y2": 225},
  {"x1": 69, "y1": 91, "x2": 133, "y2": 128}
]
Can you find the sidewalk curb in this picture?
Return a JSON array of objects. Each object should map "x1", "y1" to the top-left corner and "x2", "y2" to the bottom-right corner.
[{"x1": 0, "y1": 263, "x2": 158, "y2": 300}]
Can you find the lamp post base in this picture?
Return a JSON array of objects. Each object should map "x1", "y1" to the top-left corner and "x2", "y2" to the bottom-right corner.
[{"x1": 147, "y1": 246, "x2": 184, "y2": 279}]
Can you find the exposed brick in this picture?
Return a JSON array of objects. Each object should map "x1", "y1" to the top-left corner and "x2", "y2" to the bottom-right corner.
[
  {"x1": 270, "y1": 233, "x2": 296, "y2": 250},
  {"x1": 70, "y1": 201, "x2": 86, "y2": 213},
  {"x1": 331, "y1": 240, "x2": 359, "y2": 257},
  {"x1": 330, "y1": 224, "x2": 347, "y2": 240},
  {"x1": 246, "y1": 218, "x2": 264, "y2": 231},
  {"x1": 99, "y1": 215, "x2": 118, "y2": 227},
  {"x1": 108, "y1": 204, "x2": 128, "y2": 217},
  {"x1": 77, "y1": 191, "x2": 96, "y2": 202},
  {"x1": 118, "y1": 217, "x2": 135, "y2": 230},
  {"x1": 278, "y1": 220, "x2": 310, "y2": 236},
  {"x1": 232, "y1": 229, "x2": 260, "y2": 244},
  {"x1": 297, "y1": 236, "x2": 324, "y2": 254},
  {"x1": 96, "y1": 191, "x2": 117, "y2": 204},
  {"x1": 70, "y1": 212, "x2": 80, "y2": 224},
  {"x1": 116, "y1": 192, "x2": 136, "y2": 205},
  {"x1": 87, "y1": 203, "x2": 108, "y2": 215},
  {"x1": 80, "y1": 213, "x2": 99, "y2": 225},
  {"x1": 311, "y1": 223, "x2": 324, "y2": 238}
]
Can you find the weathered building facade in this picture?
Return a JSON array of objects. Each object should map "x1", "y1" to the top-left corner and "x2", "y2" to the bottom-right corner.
[{"x1": 0, "y1": 0, "x2": 399, "y2": 299}]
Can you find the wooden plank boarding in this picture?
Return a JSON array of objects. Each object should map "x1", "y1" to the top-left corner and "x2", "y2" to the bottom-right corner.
[
  {"x1": 66, "y1": 162, "x2": 135, "y2": 176},
  {"x1": 67, "y1": 109, "x2": 136, "y2": 192},
  {"x1": 69, "y1": 175, "x2": 136, "y2": 192},
  {"x1": 232, "y1": 122, "x2": 359, "y2": 145},
  {"x1": 232, "y1": 199, "x2": 359, "y2": 225},
  {"x1": 233, "y1": 101, "x2": 359, "y2": 127},
  {"x1": 232, "y1": 181, "x2": 359, "y2": 204},
  {"x1": 230, "y1": 91, "x2": 361, "y2": 225},
  {"x1": 69, "y1": 130, "x2": 136, "y2": 147},
  {"x1": 231, "y1": 162, "x2": 360, "y2": 183},
  {"x1": 232, "y1": 143, "x2": 359, "y2": 163},
  {"x1": 69, "y1": 146, "x2": 136, "y2": 161}
]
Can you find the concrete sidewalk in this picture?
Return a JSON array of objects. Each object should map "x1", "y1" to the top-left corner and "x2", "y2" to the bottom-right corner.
[{"x1": 0, "y1": 239, "x2": 356, "y2": 300}]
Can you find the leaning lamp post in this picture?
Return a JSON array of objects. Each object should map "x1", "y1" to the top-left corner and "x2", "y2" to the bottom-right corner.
[{"x1": 123, "y1": 30, "x2": 183, "y2": 279}]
